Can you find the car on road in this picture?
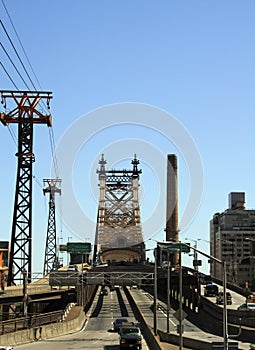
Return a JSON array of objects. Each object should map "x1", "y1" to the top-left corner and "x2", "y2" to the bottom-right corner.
[
  {"x1": 119, "y1": 324, "x2": 142, "y2": 349},
  {"x1": 100, "y1": 287, "x2": 108, "y2": 296},
  {"x1": 237, "y1": 303, "x2": 255, "y2": 311},
  {"x1": 204, "y1": 283, "x2": 219, "y2": 297},
  {"x1": 67, "y1": 264, "x2": 78, "y2": 272},
  {"x1": 0, "y1": 347, "x2": 13, "y2": 350},
  {"x1": 216, "y1": 291, "x2": 232, "y2": 305},
  {"x1": 113, "y1": 317, "x2": 129, "y2": 332}
]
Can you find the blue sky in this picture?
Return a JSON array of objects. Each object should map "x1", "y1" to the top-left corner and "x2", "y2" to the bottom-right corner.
[{"x1": 1, "y1": 1, "x2": 255, "y2": 273}]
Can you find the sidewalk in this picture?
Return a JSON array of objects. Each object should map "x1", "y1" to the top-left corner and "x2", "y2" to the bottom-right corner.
[{"x1": 128, "y1": 287, "x2": 250, "y2": 350}]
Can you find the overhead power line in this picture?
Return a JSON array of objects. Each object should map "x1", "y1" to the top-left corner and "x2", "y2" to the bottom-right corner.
[
  {"x1": 0, "y1": 42, "x2": 30, "y2": 89},
  {"x1": 1, "y1": 0, "x2": 43, "y2": 90},
  {"x1": 0, "y1": 19, "x2": 37, "y2": 91},
  {"x1": 0, "y1": 61, "x2": 18, "y2": 89},
  {"x1": 0, "y1": 3, "x2": 60, "y2": 180}
]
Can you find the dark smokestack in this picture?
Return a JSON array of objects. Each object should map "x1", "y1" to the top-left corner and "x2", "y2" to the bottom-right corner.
[{"x1": 166, "y1": 154, "x2": 179, "y2": 245}]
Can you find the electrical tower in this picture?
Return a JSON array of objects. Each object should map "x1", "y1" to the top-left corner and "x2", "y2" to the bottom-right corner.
[
  {"x1": 43, "y1": 179, "x2": 61, "y2": 276},
  {"x1": 0, "y1": 90, "x2": 52, "y2": 285}
]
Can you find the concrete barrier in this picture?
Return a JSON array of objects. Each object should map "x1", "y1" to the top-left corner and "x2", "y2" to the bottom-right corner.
[
  {"x1": 158, "y1": 330, "x2": 212, "y2": 350},
  {"x1": 123, "y1": 286, "x2": 162, "y2": 350},
  {"x1": 0, "y1": 306, "x2": 86, "y2": 347},
  {"x1": 158, "y1": 330, "x2": 239, "y2": 350}
]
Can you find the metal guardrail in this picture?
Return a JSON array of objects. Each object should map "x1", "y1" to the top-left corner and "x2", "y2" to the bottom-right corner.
[
  {"x1": 0, "y1": 310, "x2": 64, "y2": 335},
  {"x1": 49, "y1": 271, "x2": 154, "y2": 287},
  {"x1": 86, "y1": 271, "x2": 154, "y2": 286}
]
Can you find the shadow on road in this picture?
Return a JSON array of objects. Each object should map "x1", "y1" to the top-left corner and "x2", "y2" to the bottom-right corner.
[
  {"x1": 116, "y1": 287, "x2": 129, "y2": 317},
  {"x1": 90, "y1": 294, "x2": 104, "y2": 318}
]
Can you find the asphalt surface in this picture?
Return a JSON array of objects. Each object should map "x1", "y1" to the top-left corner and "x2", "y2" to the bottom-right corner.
[
  {"x1": 14, "y1": 284, "x2": 252, "y2": 350},
  {"x1": 15, "y1": 286, "x2": 149, "y2": 350}
]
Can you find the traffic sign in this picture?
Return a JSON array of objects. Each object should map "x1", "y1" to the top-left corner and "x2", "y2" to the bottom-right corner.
[
  {"x1": 59, "y1": 244, "x2": 67, "y2": 252},
  {"x1": 193, "y1": 259, "x2": 202, "y2": 266},
  {"x1": 67, "y1": 242, "x2": 91, "y2": 253},
  {"x1": 173, "y1": 308, "x2": 187, "y2": 322},
  {"x1": 166, "y1": 243, "x2": 190, "y2": 253}
]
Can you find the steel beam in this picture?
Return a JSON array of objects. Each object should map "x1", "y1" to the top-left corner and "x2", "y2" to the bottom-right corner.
[{"x1": 0, "y1": 90, "x2": 52, "y2": 285}]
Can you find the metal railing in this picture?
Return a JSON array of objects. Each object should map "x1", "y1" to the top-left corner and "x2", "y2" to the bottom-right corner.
[{"x1": 0, "y1": 310, "x2": 64, "y2": 334}]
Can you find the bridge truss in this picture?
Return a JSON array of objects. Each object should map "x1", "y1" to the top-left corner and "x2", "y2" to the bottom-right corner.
[
  {"x1": 94, "y1": 154, "x2": 145, "y2": 263},
  {"x1": 49, "y1": 271, "x2": 154, "y2": 287}
]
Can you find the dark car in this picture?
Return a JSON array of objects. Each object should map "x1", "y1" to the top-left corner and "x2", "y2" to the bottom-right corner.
[
  {"x1": 113, "y1": 317, "x2": 129, "y2": 332},
  {"x1": 237, "y1": 303, "x2": 255, "y2": 311},
  {"x1": 119, "y1": 325, "x2": 142, "y2": 349},
  {"x1": 100, "y1": 287, "x2": 108, "y2": 296},
  {"x1": 204, "y1": 283, "x2": 219, "y2": 297},
  {"x1": 216, "y1": 291, "x2": 232, "y2": 305}
]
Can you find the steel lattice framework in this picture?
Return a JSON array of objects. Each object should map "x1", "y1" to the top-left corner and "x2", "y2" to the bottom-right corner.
[
  {"x1": 43, "y1": 179, "x2": 61, "y2": 276},
  {"x1": 94, "y1": 154, "x2": 145, "y2": 263},
  {"x1": 0, "y1": 90, "x2": 52, "y2": 285}
]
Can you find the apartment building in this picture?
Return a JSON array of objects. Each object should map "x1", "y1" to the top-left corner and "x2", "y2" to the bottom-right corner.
[{"x1": 210, "y1": 192, "x2": 255, "y2": 286}]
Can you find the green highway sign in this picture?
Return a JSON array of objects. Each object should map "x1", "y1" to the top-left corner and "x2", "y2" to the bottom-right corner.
[
  {"x1": 67, "y1": 242, "x2": 91, "y2": 253},
  {"x1": 166, "y1": 243, "x2": 190, "y2": 254}
]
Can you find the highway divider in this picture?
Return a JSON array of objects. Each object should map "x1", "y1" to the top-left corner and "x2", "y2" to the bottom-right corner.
[{"x1": 123, "y1": 286, "x2": 162, "y2": 350}]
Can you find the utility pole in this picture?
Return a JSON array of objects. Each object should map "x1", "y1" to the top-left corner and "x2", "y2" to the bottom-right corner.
[
  {"x1": 43, "y1": 179, "x2": 61, "y2": 276},
  {"x1": 153, "y1": 247, "x2": 158, "y2": 336},
  {"x1": 0, "y1": 90, "x2": 52, "y2": 285}
]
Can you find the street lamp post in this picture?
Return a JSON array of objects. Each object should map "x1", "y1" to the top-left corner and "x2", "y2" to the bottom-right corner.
[
  {"x1": 167, "y1": 249, "x2": 170, "y2": 333},
  {"x1": 223, "y1": 260, "x2": 228, "y2": 349},
  {"x1": 156, "y1": 240, "x2": 228, "y2": 350},
  {"x1": 182, "y1": 242, "x2": 228, "y2": 350},
  {"x1": 152, "y1": 242, "x2": 171, "y2": 335},
  {"x1": 179, "y1": 243, "x2": 183, "y2": 350},
  {"x1": 157, "y1": 241, "x2": 184, "y2": 348},
  {"x1": 153, "y1": 247, "x2": 158, "y2": 336}
]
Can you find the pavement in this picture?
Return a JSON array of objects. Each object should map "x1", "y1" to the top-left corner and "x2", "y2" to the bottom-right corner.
[{"x1": 128, "y1": 287, "x2": 251, "y2": 350}]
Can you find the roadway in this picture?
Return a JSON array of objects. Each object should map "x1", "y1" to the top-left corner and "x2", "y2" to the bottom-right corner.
[
  {"x1": 202, "y1": 284, "x2": 246, "y2": 310},
  {"x1": 14, "y1": 284, "x2": 251, "y2": 350},
  {"x1": 15, "y1": 286, "x2": 149, "y2": 350},
  {"x1": 131, "y1": 287, "x2": 250, "y2": 350}
]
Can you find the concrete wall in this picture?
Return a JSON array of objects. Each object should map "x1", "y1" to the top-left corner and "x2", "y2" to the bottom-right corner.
[
  {"x1": 158, "y1": 331, "x2": 238, "y2": 350},
  {"x1": 0, "y1": 306, "x2": 86, "y2": 347}
]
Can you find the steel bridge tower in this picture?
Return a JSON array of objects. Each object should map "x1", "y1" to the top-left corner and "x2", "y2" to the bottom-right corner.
[
  {"x1": 0, "y1": 90, "x2": 52, "y2": 285},
  {"x1": 94, "y1": 154, "x2": 145, "y2": 263},
  {"x1": 43, "y1": 179, "x2": 61, "y2": 276}
]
